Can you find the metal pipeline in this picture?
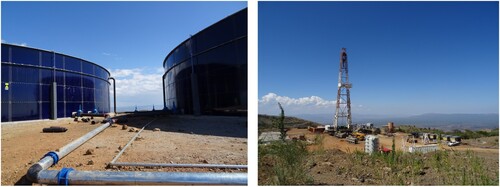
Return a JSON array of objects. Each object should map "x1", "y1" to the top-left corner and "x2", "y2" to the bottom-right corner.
[
  {"x1": 71, "y1": 112, "x2": 108, "y2": 118},
  {"x1": 109, "y1": 162, "x2": 247, "y2": 169},
  {"x1": 37, "y1": 170, "x2": 247, "y2": 185},
  {"x1": 162, "y1": 73, "x2": 166, "y2": 110},
  {"x1": 27, "y1": 121, "x2": 112, "y2": 182},
  {"x1": 108, "y1": 77, "x2": 117, "y2": 114},
  {"x1": 109, "y1": 118, "x2": 156, "y2": 164}
]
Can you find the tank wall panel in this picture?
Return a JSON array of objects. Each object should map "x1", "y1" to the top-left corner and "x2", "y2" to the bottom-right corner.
[
  {"x1": 1, "y1": 43, "x2": 111, "y2": 122},
  {"x1": 163, "y1": 8, "x2": 247, "y2": 115}
]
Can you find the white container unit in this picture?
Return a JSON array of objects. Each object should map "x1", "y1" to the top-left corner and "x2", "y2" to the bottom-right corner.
[{"x1": 365, "y1": 135, "x2": 379, "y2": 155}]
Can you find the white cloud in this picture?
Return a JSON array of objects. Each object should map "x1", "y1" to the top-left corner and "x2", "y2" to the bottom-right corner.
[
  {"x1": 259, "y1": 93, "x2": 337, "y2": 115},
  {"x1": 259, "y1": 92, "x2": 366, "y2": 116},
  {"x1": 109, "y1": 67, "x2": 164, "y2": 108},
  {"x1": 102, "y1": 52, "x2": 117, "y2": 56}
]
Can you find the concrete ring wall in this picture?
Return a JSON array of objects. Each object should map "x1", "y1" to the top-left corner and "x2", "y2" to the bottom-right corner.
[
  {"x1": 1, "y1": 43, "x2": 111, "y2": 122},
  {"x1": 162, "y1": 8, "x2": 247, "y2": 115}
]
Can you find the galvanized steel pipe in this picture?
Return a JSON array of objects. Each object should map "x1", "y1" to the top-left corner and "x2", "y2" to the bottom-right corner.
[
  {"x1": 108, "y1": 77, "x2": 117, "y2": 114},
  {"x1": 109, "y1": 162, "x2": 247, "y2": 169},
  {"x1": 56, "y1": 121, "x2": 110, "y2": 157},
  {"x1": 27, "y1": 121, "x2": 111, "y2": 182},
  {"x1": 110, "y1": 118, "x2": 157, "y2": 163},
  {"x1": 37, "y1": 170, "x2": 247, "y2": 185}
]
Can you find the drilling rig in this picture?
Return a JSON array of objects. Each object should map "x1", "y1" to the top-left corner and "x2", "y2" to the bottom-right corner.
[{"x1": 326, "y1": 48, "x2": 352, "y2": 136}]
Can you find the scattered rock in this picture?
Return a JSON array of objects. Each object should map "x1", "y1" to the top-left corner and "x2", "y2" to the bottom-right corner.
[
  {"x1": 91, "y1": 120, "x2": 97, "y2": 125},
  {"x1": 310, "y1": 162, "x2": 317, "y2": 168},
  {"x1": 111, "y1": 124, "x2": 118, "y2": 127},
  {"x1": 118, "y1": 145, "x2": 123, "y2": 150},
  {"x1": 317, "y1": 171, "x2": 321, "y2": 174},
  {"x1": 383, "y1": 167, "x2": 392, "y2": 172},
  {"x1": 84, "y1": 149, "x2": 94, "y2": 155},
  {"x1": 135, "y1": 137, "x2": 144, "y2": 141},
  {"x1": 190, "y1": 132, "x2": 194, "y2": 134},
  {"x1": 87, "y1": 160, "x2": 94, "y2": 165},
  {"x1": 200, "y1": 159, "x2": 209, "y2": 164},
  {"x1": 129, "y1": 127, "x2": 137, "y2": 132},
  {"x1": 122, "y1": 125, "x2": 128, "y2": 130},
  {"x1": 321, "y1": 162, "x2": 333, "y2": 167},
  {"x1": 418, "y1": 169, "x2": 426, "y2": 175},
  {"x1": 153, "y1": 128, "x2": 161, "y2": 132},
  {"x1": 76, "y1": 163, "x2": 83, "y2": 167}
]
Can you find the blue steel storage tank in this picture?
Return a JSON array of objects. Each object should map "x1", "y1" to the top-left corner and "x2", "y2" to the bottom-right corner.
[
  {"x1": 1, "y1": 43, "x2": 111, "y2": 122},
  {"x1": 162, "y1": 8, "x2": 247, "y2": 115}
]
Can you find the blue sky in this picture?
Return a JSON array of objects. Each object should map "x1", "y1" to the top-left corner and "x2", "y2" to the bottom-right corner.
[
  {"x1": 259, "y1": 1, "x2": 499, "y2": 116},
  {"x1": 1, "y1": 1, "x2": 246, "y2": 111}
]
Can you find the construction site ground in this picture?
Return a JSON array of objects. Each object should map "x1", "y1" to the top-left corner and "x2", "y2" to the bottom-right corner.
[
  {"x1": 1, "y1": 114, "x2": 247, "y2": 185},
  {"x1": 288, "y1": 128, "x2": 499, "y2": 154},
  {"x1": 262, "y1": 128, "x2": 499, "y2": 185}
]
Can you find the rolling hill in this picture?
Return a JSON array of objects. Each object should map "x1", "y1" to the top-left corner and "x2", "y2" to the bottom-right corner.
[{"x1": 291, "y1": 113, "x2": 499, "y2": 130}]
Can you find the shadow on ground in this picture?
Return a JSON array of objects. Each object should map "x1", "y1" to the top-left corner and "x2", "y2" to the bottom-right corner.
[{"x1": 114, "y1": 112, "x2": 247, "y2": 138}]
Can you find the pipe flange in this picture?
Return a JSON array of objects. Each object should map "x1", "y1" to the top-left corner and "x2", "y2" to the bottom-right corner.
[
  {"x1": 43, "y1": 151, "x2": 59, "y2": 166},
  {"x1": 57, "y1": 167, "x2": 74, "y2": 185}
]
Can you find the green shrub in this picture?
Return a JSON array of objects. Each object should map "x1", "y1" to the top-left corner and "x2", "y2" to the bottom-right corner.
[{"x1": 263, "y1": 141, "x2": 313, "y2": 185}]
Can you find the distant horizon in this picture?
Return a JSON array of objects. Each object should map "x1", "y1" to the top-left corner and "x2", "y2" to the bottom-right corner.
[
  {"x1": 258, "y1": 112, "x2": 500, "y2": 117},
  {"x1": 258, "y1": 112, "x2": 499, "y2": 130}
]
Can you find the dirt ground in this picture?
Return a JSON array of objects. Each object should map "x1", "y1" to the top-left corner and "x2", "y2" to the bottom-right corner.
[
  {"x1": 282, "y1": 128, "x2": 499, "y2": 185},
  {"x1": 288, "y1": 128, "x2": 499, "y2": 154},
  {"x1": 1, "y1": 114, "x2": 247, "y2": 185}
]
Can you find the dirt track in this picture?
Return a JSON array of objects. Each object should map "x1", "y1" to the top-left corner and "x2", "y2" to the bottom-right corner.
[{"x1": 1, "y1": 114, "x2": 247, "y2": 185}]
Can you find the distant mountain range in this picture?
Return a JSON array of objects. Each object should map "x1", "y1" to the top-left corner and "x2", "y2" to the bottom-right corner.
[{"x1": 293, "y1": 113, "x2": 499, "y2": 131}]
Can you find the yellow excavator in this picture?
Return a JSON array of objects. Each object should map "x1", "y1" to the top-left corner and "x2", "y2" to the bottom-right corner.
[{"x1": 352, "y1": 131, "x2": 366, "y2": 141}]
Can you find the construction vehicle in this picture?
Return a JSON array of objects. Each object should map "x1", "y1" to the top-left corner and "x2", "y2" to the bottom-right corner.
[
  {"x1": 346, "y1": 136, "x2": 358, "y2": 144},
  {"x1": 335, "y1": 131, "x2": 349, "y2": 138},
  {"x1": 406, "y1": 135, "x2": 418, "y2": 143},
  {"x1": 447, "y1": 141, "x2": 460, "y2": 146},
  {"x1": 444, "y1": 135, "x2": 461, "y2": 146},
  {"x1": 352, "y1": 131, "x2": 366, "y2": 141}
]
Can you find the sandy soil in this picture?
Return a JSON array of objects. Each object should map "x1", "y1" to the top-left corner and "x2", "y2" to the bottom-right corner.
[{"x1": 1, "y1": 114, "x2": 247, "y2": 185}]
